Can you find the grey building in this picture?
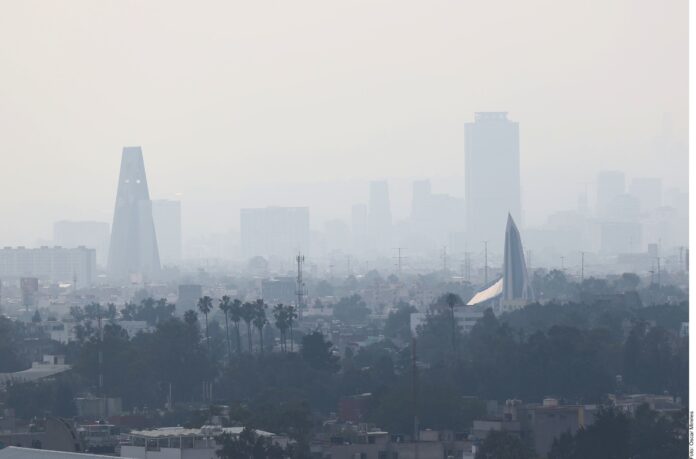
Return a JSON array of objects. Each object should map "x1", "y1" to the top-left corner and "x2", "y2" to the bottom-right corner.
[
  {"x1": 107, "y1": 147, "x2": 161, "y2": 282},
  {"x1": 0, "y1": 246, "x2": 96, "y2": 286},
  {"x1": 596, "y1": 170, "x2": 625, "y2": 218},
  {"x1": 240, "y1": 207, "x2": 310, "y2": 261},
  {"x1": 152, "y1": 199, "x2": 182, "y2": 266},
  {"x1": 465, "y1": 112, "x2": 522, "y2": 252},
  {"x1": 53, "y1": 221, "x2": 110, "y2": 267},
  {"x1": 368, "y1": 181, "x2": 392, "y2": 253}
]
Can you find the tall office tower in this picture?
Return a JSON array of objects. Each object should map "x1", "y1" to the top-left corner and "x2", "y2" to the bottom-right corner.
[
  {"x1": 629, "y1": 177, "x2": 663, "y2": 213},
  {"x1": 152, "y1": 200, "x2": 182, "y2": 266},
  {"x1": 596, "y1": 171, "x2": 625, "y2": 218},
  {"x1": 465, "y1": 112, "x2": 522, "y2": 252},
  {"x1": 107, "y1": 147, "x2": 161, "y2": 282},
  {"x1": 53, "y1": 221, "x2": 110, "y2": 267},
  {"x1": 411, "y1": 179, "x2": 432, "y2": 220},
  {"x1": 368, "y1": 181, "x2": 392, "y2": 252},
  {"x1": 240, "y1": 207, "x2": 310, "y2": 261}
]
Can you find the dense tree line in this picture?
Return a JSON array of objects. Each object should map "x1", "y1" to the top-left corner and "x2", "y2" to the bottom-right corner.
[{"x1": 0, "y1": 288, "x2": 688, "y2": 457}]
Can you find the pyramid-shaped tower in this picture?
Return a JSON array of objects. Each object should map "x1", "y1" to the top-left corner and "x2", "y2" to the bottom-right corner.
[
  {"x1": 501, "y1": 214, "x2": 534, "y2": 303},
  {"x1": 107, "y1": 147, "x2": 161, "y2": 281}
]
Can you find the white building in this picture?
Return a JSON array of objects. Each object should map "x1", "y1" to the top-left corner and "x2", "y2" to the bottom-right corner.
[{"x1": 120, "y1": 426, "x2": 287, "y2": 459}]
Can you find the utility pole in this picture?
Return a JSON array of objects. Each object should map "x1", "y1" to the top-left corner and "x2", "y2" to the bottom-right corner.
[
  {"x1": 296, "y1": 253, "x2": 305, "y2": 319},
  {"x1": 484, "y1": 241, "x2": 488, "y2": 285},
  {"x1": 412, "y1": 336, "x2": 419, "y2": 458},
  {"x1": 393, "y1": 248, "x2": 406, "y2": 275}
]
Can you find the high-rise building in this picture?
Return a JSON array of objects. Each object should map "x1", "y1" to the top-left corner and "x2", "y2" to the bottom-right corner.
[
  {"x1": 629, "y1": 177, "x2": 662, "y2": 213},
  {"x1": 107, "y1": 146, "x2": 161, "y2": 281},
  {"x1": 368, "y1": 181, "x2": 392, "y2": 252},
  {"x1": 465, "y1": 112, "x2": 522, "y2": 252},
  {"x1": 596, "y1": 171, "x2": 625, "y2": 218},
  {"x1": 152, "y1": 200, "x2": 182, "y2": 266},
  {"x1": 240, "y1": 207, "x2": 310, "y2": 261},
  {"x1": 53, "y1": 221, "x2": 110, "y2": 267}
]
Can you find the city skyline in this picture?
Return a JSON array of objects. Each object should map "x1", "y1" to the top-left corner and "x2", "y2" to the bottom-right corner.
[{"x1": 0, "y1": 0, "x2": 687, "y2": 245}]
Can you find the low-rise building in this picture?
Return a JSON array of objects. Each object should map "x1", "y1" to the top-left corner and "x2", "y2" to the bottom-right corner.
[{"x1": 120, "y1": 426, "x2": 288, "y2": 459}]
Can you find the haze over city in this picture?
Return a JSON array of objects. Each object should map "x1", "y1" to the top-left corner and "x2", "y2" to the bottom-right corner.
[
  {"x1": 0, "y1": 0, "x2": 687, "y2": 247},
  {"x1": 0, "y1": 3, "x2": 690, "y2": 458}
]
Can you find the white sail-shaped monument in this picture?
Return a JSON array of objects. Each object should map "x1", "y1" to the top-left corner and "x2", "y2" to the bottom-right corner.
[{"x1": 467, "y1": 214, "x2": 534, "y2": 312}]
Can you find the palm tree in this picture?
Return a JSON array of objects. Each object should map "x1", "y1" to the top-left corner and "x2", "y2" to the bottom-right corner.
[
  {"x1": 241, "y1": 301, "x2": 256, "y2": 353},
  {"x1": 444, "y1": 293, "x2": 461, "y2": 353},
  {"x1": 252, "y1": 300, "x2": 268, "y2": 353},
  {"x1": 287, "y1": 305, "x2": 298, "y2": 352},
  {"x1": 230, "y1": 299, "x2": 243, "y2": 354},
  {"x1": 219, "y1": 296, "x2": 233, "y2": 363},
  {"x1": 197, "y1": 296, "x2": 213, "y2": 353},
  {"x1": 272, "y1": 304, "x2": 289, "y2": 352}
]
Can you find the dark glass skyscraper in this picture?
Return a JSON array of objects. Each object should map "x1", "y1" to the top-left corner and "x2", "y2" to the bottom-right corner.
[{"x1": 107, "y1": 146, "x2": 161, "y2": 281}]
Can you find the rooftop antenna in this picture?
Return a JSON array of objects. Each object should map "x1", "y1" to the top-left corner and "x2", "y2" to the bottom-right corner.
[
  {"x1": 393, "y1": 247, "x2": 407, "y2": 275},
  {"x1": 412, "y1": 336, "x2": 420, "y2": 458}
]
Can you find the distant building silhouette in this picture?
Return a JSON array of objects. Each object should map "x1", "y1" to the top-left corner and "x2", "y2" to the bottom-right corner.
[
  {"x1": 596, "y1": 170, "x2": 625, "y2": 218},
  {"x1": 107, "y1": 147, "x2": 161, "y2": 281},
  {"x1": 0, "y1": 246, "x2": 96, "y2": 286},
  {"x1": 53, "y1": 220, "x2": 110, "y2": 267},
  {"x1": 152, "y1": 199, "x2": 182, "y2": 266},
  {"x1": 629, "y1": 177, "x2": 662, "y2": 213},
  {"x1": 240, "y1": 207, "x2": 310, "y2": 261},
  {"x1": 465, "y1": 112, "x2": 522, "y2": 251},
  {"x1": 368, "y1": 181, "x2": 392, "y2": 252}
]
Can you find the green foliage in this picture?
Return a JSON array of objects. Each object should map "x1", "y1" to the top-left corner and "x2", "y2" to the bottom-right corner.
[
  {"x1": 547, "y1": 406, "x2": 686, "y2": 459},
  {"x1": 332, "y1": 295, "x2": 370, "y2": 323},
  {"x1": 383, "y1": 303, "x2": 417, "y2": 342},
  {"x1": 301, "y1": 331, "x2": 339, "y2": 373},
  {"x1": 475, "y1": 430, "x2": 535, "y2": 459},
  {"x1": 0, "y1": 316, "x2": 26, "y2": 372}
]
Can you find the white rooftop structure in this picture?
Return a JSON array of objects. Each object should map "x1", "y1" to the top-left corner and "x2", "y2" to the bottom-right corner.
[
  {"x1": 467, "y1": 215, "x2": 534, "y2": 311},
  {"x1": 0, "y1": 447, "x2": 133, "y2": 459}
]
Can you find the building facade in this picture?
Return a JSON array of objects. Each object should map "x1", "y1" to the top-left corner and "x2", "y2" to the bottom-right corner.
[
  {"x1": 240, "y1": 207, "x2": 310, "y2": 261},
  {"x1": 0, "y1": 246, "x2": 96, "y2": 286},
  {"x1": 107, "y1": 146, "x2": 161, "y2": 282},
  {"x1": 465, "y1": 112, "x2": 522, "y2": 253}
]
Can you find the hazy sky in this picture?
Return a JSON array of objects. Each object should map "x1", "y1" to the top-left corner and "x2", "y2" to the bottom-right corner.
[{"x1": 0, "y1": 0, "x2": 687, "y2": 245}]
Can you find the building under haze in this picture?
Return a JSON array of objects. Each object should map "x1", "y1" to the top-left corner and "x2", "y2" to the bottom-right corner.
[
  {"x1": 240, "y1": 207, "x2": 310, "y2": 261},
  {"x1": 368, "y1": 181, "x2": 392, "y2": 253},
  {"x1": 596, "y1": 171, "x2": 625, "y2": 218},
  {"x1": 465, "y1": 112, "x2": 522, "y2": 252},
  {"x1": 467, "y1": 215, "x2": 534, "y2": 312},
  {"x1": 107, "y1": 146, "x2": 161, "y2": 282},
  {"x1": 53, "y1": 220, "x2": 110, "y2": 267},
  {"x1": 0, "y1": 246, "x2": 96, "y2": 286},
  {"x1": 152, "y1": 199, "x2": 182, "y2": 266}
]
